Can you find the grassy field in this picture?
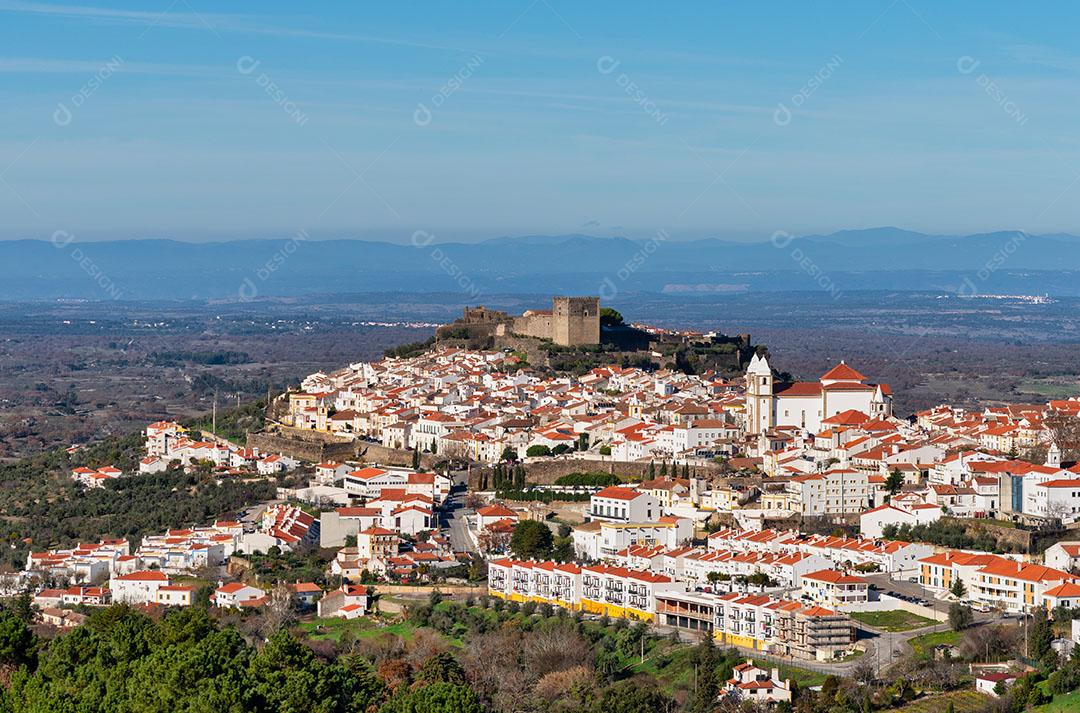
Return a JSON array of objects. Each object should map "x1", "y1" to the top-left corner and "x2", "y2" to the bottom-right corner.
[
  {"x1": 626, "y1": 643, "x2": 830, "y2": 694},
  {"x1": 1035, "y1": 689, "x2": 1080, "y2": 712},
  {"x1": 754, "y1": 659, "x2": 829, "y2": 688},
  {"x1": 850, "y1": 610, "x2": 937, "y2": 632},
  {"x1": 1016, "y1": 378, "x2": 1080, "y2": 399},
  {"x1": 895, "y1": 690, "x2": 990, "y2": 713},
  {"x1": 909, "y1": 630, "x2": 961, "y2": 659}
]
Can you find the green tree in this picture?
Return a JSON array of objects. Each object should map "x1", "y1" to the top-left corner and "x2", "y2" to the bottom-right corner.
[
  {"x1": 501, "y1": 446, "x2": 517, "y2": 462},
  {"x1": 1031, "y1": 608, "x2": 1054, "y2": 661},
  {"x1": 948, "y1": 602, "x2": 973, "y2": 631},
  {"x1": 949, "y1": 578, "x2": 967, "y2": 599},
  {"x1": 686, "y1": 635, "x2": 721, "y2": 712},
  {"x1": 417, "y1": 652, "x2": 465, "y2": 685},
  {"x1": 0, "y1": 611, "x2": 36, "y2": 668},
  {"x1": 510, "y1": 520, "x2": 554, "y2": 560},
  {"x1": 380, "y1": 683, "x2": 482, "y2": 713},
  {"x1": 526, "y1": 445, "x2": 551, "y2": 458},
  {"x1": 595, "y1": 679, "x2": 672, "y2": 713},
  {"x1": 599, "y1": 307, "x2": 624, "y2": 327},
  {"x1": 885, "y1": 469, "x2": 905, "y2": 495}
]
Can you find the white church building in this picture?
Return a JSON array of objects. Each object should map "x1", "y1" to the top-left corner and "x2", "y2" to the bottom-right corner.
[{"x1": 745, "y1": 355, "x2": 892, "y2": 435}]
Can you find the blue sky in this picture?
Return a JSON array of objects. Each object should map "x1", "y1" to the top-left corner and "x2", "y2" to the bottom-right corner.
[{"x1": 1, "y1": 1, "x2": 1078, "y2": 243}]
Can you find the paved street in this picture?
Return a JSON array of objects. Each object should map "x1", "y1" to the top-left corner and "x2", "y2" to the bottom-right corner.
[{"x1": 441, "y1": 469, "x2": 477, "y2": 553}]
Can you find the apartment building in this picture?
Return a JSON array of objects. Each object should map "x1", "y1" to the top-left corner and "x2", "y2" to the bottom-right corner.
[
  {"x1": 488, "y1": 558, "x2": 681, "y2": 622},
  {"x1": 784, "y1": 469, "x2": 874, "y2": 516},
  {"x1": 799, "y1": 569, "x2": 869, "y2": 607},
  {"x1": 919, "y1": 550, "x2": 1076, "y2": 612},
  {"x1": 572, "y1": 518, "x2": 692, "y2": 560},
  {"x1": 653, "y1": 590, "x2": 856, "y2": 661},
  {"x1": 588, "y1": 486, "x2": 658, "y2": 523}
]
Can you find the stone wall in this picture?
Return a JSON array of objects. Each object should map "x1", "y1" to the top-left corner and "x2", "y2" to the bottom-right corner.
[
  {"x1": 510, "y1": 312, "x2": 554, "y2": 341},
  {"x1": 471, "y1": 457, "x2": 720, "y2": 487},
  {"x1": 248, "y1": 430, "x2": 359, "y2": 463},
  {"x1": 946, "y1": 517, "x2": 1038, "y2": 553},
  {"x1": 249, "y1": 427, "x2": 438, "y2": 469}
]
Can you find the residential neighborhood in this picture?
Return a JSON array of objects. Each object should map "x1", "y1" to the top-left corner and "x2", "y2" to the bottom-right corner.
[{"x1": 14, "y1": 337, "x2": 1080, "y2": 711}]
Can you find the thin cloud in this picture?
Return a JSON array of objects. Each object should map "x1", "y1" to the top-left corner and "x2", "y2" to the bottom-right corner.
[
  {"x1": 0, "y1": 56, "x2": 225, "y2": 77},
  {"x1": 0, "y1": 0, "x2": 485, "y2": 55},
  {"x1": 1006, "y1": 43, "x2": 1080, "y2": 73}
]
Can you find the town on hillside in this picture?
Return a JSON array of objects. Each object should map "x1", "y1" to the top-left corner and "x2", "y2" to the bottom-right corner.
[{"x1": 14, "y1": 301, "x2": 1080, "y2": 709}]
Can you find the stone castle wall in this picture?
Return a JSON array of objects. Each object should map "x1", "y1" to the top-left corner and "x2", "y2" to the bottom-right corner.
[
  {"x1": 249, "y1": 426, "x2": 437, "y2": 469},
  {"x1": 509, "y1": 312, "x2": 554, "y2": 341},
  {"x1": 442, "y1": 296, "x2": 600, "y2": 347},
  {"x1": 470, "y1": 457, "x2": 720, "y2": 487}
]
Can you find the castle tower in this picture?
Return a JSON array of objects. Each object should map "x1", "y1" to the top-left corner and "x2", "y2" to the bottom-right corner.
[
  {"x1": 745, "y1": 353, "x2": 774, "y2": 435},
  {"x1": 552, "y1": 296, "x2": 600, "y2": 346}
]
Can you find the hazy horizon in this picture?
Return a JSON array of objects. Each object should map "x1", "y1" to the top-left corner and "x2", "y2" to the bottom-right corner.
[
  {"x1": 0, "y1": 225, "x2": 1063, "y2": 246},
  {"x1": 2, "y1": 2, "x2": 1080, "y2": 242}
]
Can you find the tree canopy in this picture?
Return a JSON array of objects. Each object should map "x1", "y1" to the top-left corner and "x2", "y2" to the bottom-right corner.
[{"x1": 510, "y1": 520, "x2": 554, "y2": 560}]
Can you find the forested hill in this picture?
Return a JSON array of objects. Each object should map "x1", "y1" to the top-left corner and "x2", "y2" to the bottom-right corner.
[{"x1": 0, "y1": 418, "x2": 272, "y2": 570}]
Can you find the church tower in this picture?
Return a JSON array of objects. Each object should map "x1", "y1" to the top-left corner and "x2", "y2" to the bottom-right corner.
[
  {"x1": 745, "y1": 353, "x2": 774, "y2": 435},
  {"x1": 1046, "y1": 441, "x2": 1062, "y2": 469}
]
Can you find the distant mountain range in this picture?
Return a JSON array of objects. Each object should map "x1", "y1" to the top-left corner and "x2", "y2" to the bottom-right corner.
[{"x1": 4, "y1": 227, "x2": 1078, "y2": 301}]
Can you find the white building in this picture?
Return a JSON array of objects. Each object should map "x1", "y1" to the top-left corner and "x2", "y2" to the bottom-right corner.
[
  {"x1": 1029, "y1": 477, "x2": 1080, "y2": 523},
  {"x1": 110, "y1": 570, "x2": 170, "y2": 605},
  {"x1": 1044, "y1": 542, "x2": 1080, "y2": 573},
  {"x1": 745, "y1": 356, "x2": 891, "y2": 435},
  {"x1": 783, "y1": 469, "x2": 873, "y2": 516},
  {"x1": 214, "y1": 582, "x2": 266, "y2": 608},
  {"x1": 799, "y1": 569, "x2": 869, "y2": 607},
  {"x1": 588, "y1": 486, "x2": 659, "y2": 523},
  {"x1": 573, "y1": 518, "x2": 693, "y2": 561},
  {"x1": 860, "y1": 502, "x2": 942, "y2": 538},
  {"x1": 724, "y1": 661, "x2": 793, "y2": 704}
]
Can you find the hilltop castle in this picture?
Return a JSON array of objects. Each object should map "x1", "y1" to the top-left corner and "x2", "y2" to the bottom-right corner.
[{"x1": 440, "y1": 296, "x2": 601, "y2": 347}]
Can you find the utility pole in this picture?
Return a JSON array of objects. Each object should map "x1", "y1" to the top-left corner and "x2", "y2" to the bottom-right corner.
[{"x1": 212, "y1": 393, "x2": 217, "y2": 435}]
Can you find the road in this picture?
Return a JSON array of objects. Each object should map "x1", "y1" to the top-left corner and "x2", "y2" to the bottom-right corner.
[{"x1": 441, "y1": 469, "x2": 477, "y2": 553}]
